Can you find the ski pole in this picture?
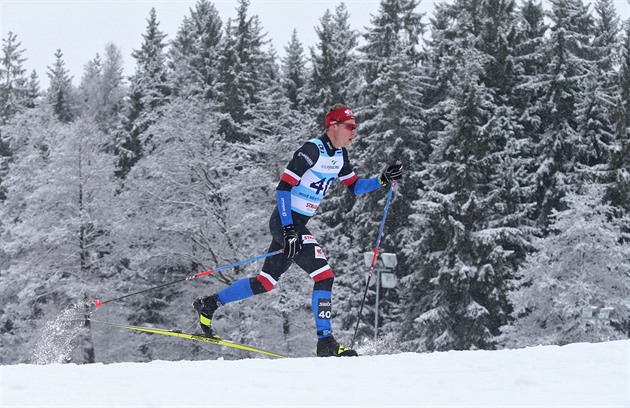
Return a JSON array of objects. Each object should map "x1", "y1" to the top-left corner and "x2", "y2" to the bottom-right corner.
[
  {"x1": 93, "y1": 249, "x2": 283, "y2": 308},
  {"x1": 351, "y1": 179, "x2": 396, "y2": 348}
]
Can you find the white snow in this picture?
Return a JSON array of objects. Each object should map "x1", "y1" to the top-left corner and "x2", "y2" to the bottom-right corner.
[{"x1": 2, "y1": 340, "x2": 628, "y2": 407}]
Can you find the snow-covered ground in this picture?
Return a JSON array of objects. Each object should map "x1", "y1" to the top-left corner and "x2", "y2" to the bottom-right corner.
[{"x1": 2, "y1": 339, "x2": 628, "y2": 407}]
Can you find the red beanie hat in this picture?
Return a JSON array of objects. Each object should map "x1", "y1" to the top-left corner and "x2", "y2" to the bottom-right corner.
[{"x1": 325, "y1": 107, "x2": 355, "y2": 128}]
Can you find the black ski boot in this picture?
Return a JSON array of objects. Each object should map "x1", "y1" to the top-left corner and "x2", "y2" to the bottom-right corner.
[
  {"x1": 192, "y1": 294, "x2": 221, "y2": 338},
  {"x1": 316, "y1": 335, "x2": 358, "y2": 357}
]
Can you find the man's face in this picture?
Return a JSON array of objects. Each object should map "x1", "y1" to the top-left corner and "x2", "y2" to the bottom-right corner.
[{"x1": 329, "y1": 121, "x2": 357, "y2": 149}]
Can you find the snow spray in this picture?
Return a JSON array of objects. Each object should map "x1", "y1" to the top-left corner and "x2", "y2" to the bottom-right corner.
[{"x1": 32, "y1": 301, "x2": 90, "y2": 364}]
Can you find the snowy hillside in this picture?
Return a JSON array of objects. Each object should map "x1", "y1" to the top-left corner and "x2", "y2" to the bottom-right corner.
[{"x1": 3, "y1": 340, "x2": 628, "y2": 407}]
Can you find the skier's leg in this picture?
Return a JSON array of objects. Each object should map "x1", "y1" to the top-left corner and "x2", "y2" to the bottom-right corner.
[
  {"x1": 193, "y1": 209, "x2": 291, "y2": 336},
  {"x1": 223, "y1": 238, "x2": 290, "y2": 301},
  {"x1": 293, "y1": 236, "x2": 334, "y2": 337},
  {"x1": 293, "y1": 235, "x2": 357, "y2": 356}
]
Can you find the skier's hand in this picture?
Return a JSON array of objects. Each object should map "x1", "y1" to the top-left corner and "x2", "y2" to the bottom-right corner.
[
  {"x1": 379, "y1": 162, "x2": 403, "y2": 186},
  {"x1": 282, "y1": 224, "x2": 302, "y2": 258}
]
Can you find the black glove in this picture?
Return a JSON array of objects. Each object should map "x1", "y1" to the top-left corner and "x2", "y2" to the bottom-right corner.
[
  {"x1": 379, "y1": 162, "x2": 403, "y2": 186},
  {"x1": 282, "y1": 224, "x2": 302, "y2": 258}
]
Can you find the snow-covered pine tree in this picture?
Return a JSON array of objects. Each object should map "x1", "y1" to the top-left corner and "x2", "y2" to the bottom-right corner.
[
  {"x1": 281, "y1": 29, "x2": 308, "y2": 112},
  {"x1": 408, "y1": 70, "x2": 514, "y2": 351},
  {"x1": 168, "y1": 0, "x2": 223, "y2": 100},
  {"x1": 115, "y1": 8, "x2": 170, "y2": 179},
  {"x1": 606, "y1": 19, "x2": 630, "y2": 214},
  {"x1": 247, "y1": 44, "x2": 309, "y2": 147},
  {"x1": 420, "y1": 1, "x2": 460, "y2": 124},
  {"x1": 573, "y1": 0, "x2": 619, "y2": 171},
  {"x1": 592, "y1": 0, "x2": 620, "y2": 89},
  {"x1": 216, "y1": 0, "x2": 268, "y2": 143},
  {"x1": 24, "y1": 71, "x2": 40, "y2": 108},
  {"x1": 478, "y1": 0, "x2": 519, "y2": 97},
  {"x1": 530, "y1": 0, "x2": 594, "y2": 227},
  {"x1": 512, "y1": 0, "x2": 547, "y2": 138},
  {"x1": 401, "y1": 0, "x2": 530, "y2": 352},
  {"x1": 302, "y1": 4, "x2": 361, "y2": 116},
  {"x1": 46, "y1": 49, "x2": 76, "y2": 123},
  {"x1": 511, "y1": 0, "x2": 548, "y2": 219},
  {"x1": 0, "y1": 32, "x2": 36, "y2": 201},
  {"x1": 501, "y1": 185, "x2": 630, "y2": 347},
  {"x1": 0, "y1": 32, "x2": 32, "y2": 125}
]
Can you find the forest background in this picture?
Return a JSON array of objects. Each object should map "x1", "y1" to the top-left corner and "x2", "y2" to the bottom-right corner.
[{"x1": 1, "y1": 0, "x2": 629, "y2": 364}]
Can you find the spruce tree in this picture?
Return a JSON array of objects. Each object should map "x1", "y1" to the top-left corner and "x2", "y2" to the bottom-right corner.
[
  {"x1": 169, "y1": 0, "x2": 223, "y2": 99},
  {"x1": 281, "y1": 29, "x2": 307, "y2": 112},
  {"x1": 46, "y1": 49, "x2": 75, "y2": 123},
  {"x1": 249, "y1": 44, "x2": 303, "y2": 142},
  {"x1": 24, "y1": 70, "x2": 40, "y2": 109},
  {"x1": 512, "y1": 0, "x2": 547, "y2": 202},
  {"x1": 401, "y1": 0, "x2": 532, "y2": 352},
  {"x1": 409, "y1": 55, "x2": 517, "y2": 350},
  {"x1": 109, "y1": 94, "x2": 303, "y2": 357},
  {"x1": 216, "y1": 0, "x2": 268, "y2": 142},
  {"x1": 513, "y1": 0, "x2": 547, "y2": 133},
  {"x1": 0, "y1": 32, "x2": 30, "y2": 125},
  {"x1": 605, "y1": 20, "x2": 630, "y2": 213},
  {"x1": 100, "y1": 44, "x2": 126, "y2": 131},
  {"x1": 0, "y1": 32, "x2": 33, "y2": 201},
  {"x1": 478, "y1": 0, "x2": 519, "y2": 96},
  {"x1": 530, "y1": 0, "x2": 593, "y2": 228},
  {"x1": 116, "y1": 8, "x2": 170, "y2": 179},
  {"x1": 303, "y1": 4, "x2": 361, "y2": 115},
  {"x1": 573, "y1": 0, "x2": 619, "y2": 170}
]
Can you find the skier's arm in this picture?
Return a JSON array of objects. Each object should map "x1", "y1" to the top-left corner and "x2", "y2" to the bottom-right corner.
[
  {"x1": 276, "y1": 142, "x2": 320, "y2": 226},
  {"x1": 339, "y1": 150, "x2": 382, "y2": 195},
  {"x1": 342, "y1": 154, "x2": 404, "y2": 194}
]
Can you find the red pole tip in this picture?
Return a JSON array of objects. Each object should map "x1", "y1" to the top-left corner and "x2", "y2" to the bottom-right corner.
[{"x1": 94, "y1": 299, "x2": 102, "y2": 308}]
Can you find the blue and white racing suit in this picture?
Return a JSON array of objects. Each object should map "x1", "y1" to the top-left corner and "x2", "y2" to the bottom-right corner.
[{"x1": 215, "y1": 133, "x2": 382, "y2": 338}]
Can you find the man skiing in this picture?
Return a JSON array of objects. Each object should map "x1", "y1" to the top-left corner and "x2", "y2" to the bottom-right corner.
[{"x1": 193, "y1": 103, "x2": 403, "y2": 357}]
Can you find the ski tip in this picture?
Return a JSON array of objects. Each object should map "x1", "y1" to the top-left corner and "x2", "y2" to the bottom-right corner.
[{"x1": 94, "y1": 299, "x2": 103, "y2": 308}]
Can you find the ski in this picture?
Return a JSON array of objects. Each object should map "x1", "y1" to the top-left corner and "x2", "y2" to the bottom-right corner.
[{"x1": 89, "y1": 319, "x2": 287, "y2": 359}]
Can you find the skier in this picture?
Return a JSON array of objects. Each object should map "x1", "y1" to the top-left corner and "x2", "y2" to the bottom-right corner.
[{"x1": 193, "y1": 103, "x2": 403, "y2": 357}]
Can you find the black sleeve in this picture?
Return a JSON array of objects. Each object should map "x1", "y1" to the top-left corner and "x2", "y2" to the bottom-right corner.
[{"x1": 276, "y1": 142, "x2": 320, "y2": 191}]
